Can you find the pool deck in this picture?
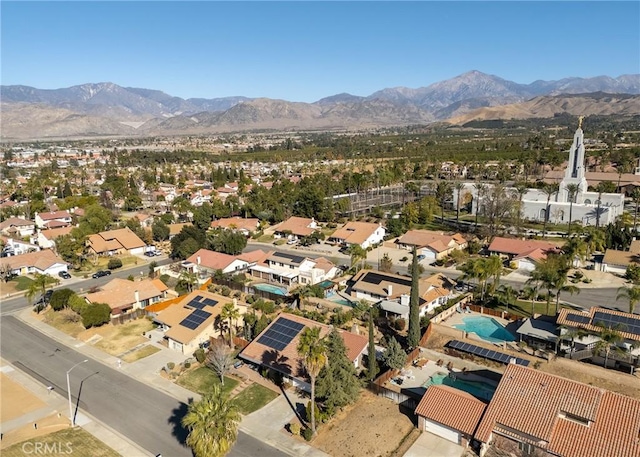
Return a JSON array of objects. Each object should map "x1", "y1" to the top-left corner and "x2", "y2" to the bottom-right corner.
[{"x1": 440, "y1": 311, "x2": 520, "y2": 345}]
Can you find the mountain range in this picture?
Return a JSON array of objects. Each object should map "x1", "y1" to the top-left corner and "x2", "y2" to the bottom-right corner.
[{"x1": 2, "y1": 71, "x2": 639, "y2": 139}]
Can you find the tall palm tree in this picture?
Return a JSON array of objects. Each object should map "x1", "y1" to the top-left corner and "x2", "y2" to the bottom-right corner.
[
  {"x1": 565, "y1": 183, "x2": 580, "y2": 236},
  {"x1": 182, "y1": 384, "x2": 241, "y2": 457},
  {"x1": 521, "y1": 283, "x2": 539, "y2": 317},
  {"x1": 179, "y1": 269, "x2": 199, "y2": 293},
  {"x1": 435, "y1": 181, "x2": 452, "y2": 223},
  {"x1": 528, "y1": 258, "x2": 560, "y2": 315},
  {"x1": 552, "y1": 275, "x2": 580, "y2": 315},
  {"x1": 592, "y1": 324, "x2": 624, "y2": 369},
  {"x1": 220, "y1": 302, "x2": 240, "y2": 347},
  {"x1": 297, "y1": 326, "x2": 327, "y2": 436},
  {"x1": 541, "y1": 183, "x2": 559, "y2": 238},
  {"x1": 485, "y1": 255, "x2": 504, "y2": 295},
  {"x1": 348, "y1": 244, "x2": 367, "y2": 271},
  {"x1": 25, "y1": 273, "x2": 54, "y2": 306},
  {"x1": 631, "y1": 188, "x2": 640, "y2": 231},
  {"x1": 454, "y1": 182, "x2": 465, "y2": 224},
  {"x1": 616, "y1": 285, "x2": 640, "y2": 314},
  {"x1": 513, "y1": 183, "x2": 529, "y2": 236},
  {"x1": 497, "y1": 284, "x2": 517, "y2": 313},
  {"x1": 473, "y1": 182, "x2": 487, "y2": 231}
]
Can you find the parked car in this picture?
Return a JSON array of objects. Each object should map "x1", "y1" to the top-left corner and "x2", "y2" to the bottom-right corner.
[
  {"x1": 144, "y1": 251, "x2": 156, "y2": 257},
  {"x1": 92, "y1": 270, "x2": 112, "y2": 279},
  {"x1": 58, "y1": 271, "x2": 71, "y2": 279},
  {"x1": 233, "y1": 360, "x2": 244, "y2": 369},
  {"x1": 154, "y1": 250, "x2": 163, "y2": 256},
  {"x1": 417, "y1": 254, "x2": 426, "y2": 261}
]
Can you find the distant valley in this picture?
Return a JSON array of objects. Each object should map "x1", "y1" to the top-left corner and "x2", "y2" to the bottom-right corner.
[{"x1": 1, "y1": 71, "x2": 639, "y2": 140}]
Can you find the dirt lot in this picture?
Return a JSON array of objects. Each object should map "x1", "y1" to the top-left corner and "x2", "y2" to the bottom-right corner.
[
  {"x1": 85, "y1": 318, "x2": 155, "y2": 356},
  {"x1": 313, "y1": 390, "x2": 415, "y2": 457},
  {"x1": 0, "y1": 374, "x2": 45, "y2": 423}
]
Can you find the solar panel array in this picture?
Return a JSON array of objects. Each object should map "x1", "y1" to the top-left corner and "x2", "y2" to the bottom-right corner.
[
  {"x1": 593, "y1": 311, "x2": 640, "y2": 337},
  {"x1": 186, "y1": 296, "x2": 219, "y2": 310},
  {"x1": 271, "y1": 251, "x2": 306, "y2": 264},
  {"x1": 361, "y1": 272, "x2": 412, "y2": 287},
  {"x1": 565, "y1": 313, "x2": 591, "y2": 325},
  {"x1": 447, "y1": 340, "x2": 530, "y2": 367},
  {"x1": 179, "y1": 309, "x2": 212, "y2": 330},
  {"x1": 257, "y1": 317, "x2": 305, "y2": 351}
]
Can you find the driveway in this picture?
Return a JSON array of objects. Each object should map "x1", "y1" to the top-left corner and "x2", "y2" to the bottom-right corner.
[{"x1": 403, "y1": 431, "x2": 464, "y2": 457}]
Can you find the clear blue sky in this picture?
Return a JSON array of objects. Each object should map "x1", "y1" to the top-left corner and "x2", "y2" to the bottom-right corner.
[{"x1": 2, "y1": 1, "x2": 639, "y2": 102}]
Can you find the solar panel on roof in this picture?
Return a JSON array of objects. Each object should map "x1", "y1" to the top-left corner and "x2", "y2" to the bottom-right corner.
[
  {"x1": 566, "y1": 313, "x2": 591, "y2": 325},
  {"x1": 178, "y1": 309, "x2": 211, "y2": 329},
  {"x1": 257, "y1": 317, "x2": 305, "y2": 351},
  {"x1": 202, "y1": 298, "x2": 218, "y2": 307},
  {"x1": 447, "y1": 340, "x2": 529, "y2": 366},
  {"x1": 360, "y1": 272, "x2": 412, "y2": 287},
  {"x1": 272, "y1": 251, "x2": 306, "y2": 264}
]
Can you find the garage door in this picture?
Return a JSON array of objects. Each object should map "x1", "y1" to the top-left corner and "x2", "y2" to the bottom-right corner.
[
  {"x1": 421, "y1": 249, "x2": 437, "y2": 260},
  {"x1": 423, "y1": 419, "x2": 460, "y2": 444}
]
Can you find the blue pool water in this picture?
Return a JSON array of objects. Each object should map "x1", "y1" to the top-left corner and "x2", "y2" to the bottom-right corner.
[
  {"x1": 331, "y1": 298, "x2": 355, "y2": 307},
  {"x1": 423, "y1": 372, "x2": 496, "y2": 401},
  {"x1": 253, "y1": 283, "x2": 288, "y2": 296},
  {"x1": 453, "y1": 316, "x2": 515, "y2": 343}
]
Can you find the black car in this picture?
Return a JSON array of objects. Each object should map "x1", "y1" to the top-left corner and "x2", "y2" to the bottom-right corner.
[
  {"x1": 58, "y1": 271, "x2": 71, "y2": 279},
  {"x1": 92, "y1": 270, "x2": 112, "y2": 279},
  {"x1": 144, "y1": 251, "x2": 156, "y2": 257}
]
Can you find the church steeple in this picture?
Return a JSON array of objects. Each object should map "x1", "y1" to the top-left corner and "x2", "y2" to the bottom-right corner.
[{"x1": 559, "y1": 117, "x2": 589, "y2": 203}]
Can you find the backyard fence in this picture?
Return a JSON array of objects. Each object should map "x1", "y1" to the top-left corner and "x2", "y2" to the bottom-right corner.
[
  {"x1": 466, "y1": 304, "x2": 520, "y2": 322},
  {"x1": 111, "y1": 308, "x2": 145, "y2": 325}
]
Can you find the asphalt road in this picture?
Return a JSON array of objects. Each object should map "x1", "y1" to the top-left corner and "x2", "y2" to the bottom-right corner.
[{"x1": 0, "y1": 316, "x2": 286, "y2": 457}]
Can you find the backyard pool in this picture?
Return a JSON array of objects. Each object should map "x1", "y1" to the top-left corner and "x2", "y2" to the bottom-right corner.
[
  {"x1": 423, "y1": 371, "x2": 496, "y2": 401},
  {"x1": 453, "y1": 316, "x2": 515, "y2": 343},
  {"x1": 253, "y1": 283, "x2": 288, "y2": 296},
  {"x1": 330, "y1": 297, "x2": 355, "y2": 307}
]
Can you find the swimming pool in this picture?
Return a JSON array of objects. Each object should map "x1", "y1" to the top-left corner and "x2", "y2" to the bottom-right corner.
[
  {"x1": 453, "y1": 316, "x2": 515, "y2": 343},
  {"x1": 253, "y1": 283, "x2": 288, "y2": 296},
  {"x1": 330, "y1": 298, "x2": 355, "y2": 307},
  {"x1": 423, "y1": 371, "x2": 496, "y2": 401}
]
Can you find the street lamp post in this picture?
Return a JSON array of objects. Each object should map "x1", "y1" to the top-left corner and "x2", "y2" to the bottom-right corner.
[{"x1": 67, "y1": 359, "x2": 88, "y2": 427}]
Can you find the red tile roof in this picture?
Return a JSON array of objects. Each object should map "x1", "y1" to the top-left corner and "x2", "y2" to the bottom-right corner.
[
  {"x1": 475, "y1": 364, "x2": 640, "y2": 457},
  {"x1": 186, "y1": 249, "x2": 238, "y2": 270},
  {"x1": 38, "y1": 210, "x2": 71, "y2": 221},
  {"x1": 557, "y1": 307, "x2": 640, "y2": 342},
  {"x1": 488, "y1": 237, "x2": 558, "y2": 256},
  {"x1": 415, "y1": 385, "x2": 486, "y2": 436}
]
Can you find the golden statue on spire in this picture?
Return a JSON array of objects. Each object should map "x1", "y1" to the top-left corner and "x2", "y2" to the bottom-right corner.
[{"x1": 578, "y1": 115, "x2": 584, "y2": 129}]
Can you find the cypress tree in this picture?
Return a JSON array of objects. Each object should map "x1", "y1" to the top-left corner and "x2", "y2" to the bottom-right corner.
[
  {"x1": 408, "y1": 247, "x2": 421, "y2": 348},
  {"x1": 316, "y1": 328, "x2": 361, "y2": 416},
  {"x1": 367, "y1": 311, "x2": 379, "y2": 382}
]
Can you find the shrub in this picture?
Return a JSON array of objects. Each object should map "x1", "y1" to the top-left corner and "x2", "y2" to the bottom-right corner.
[
  {"x1": 302, "y1": 427, "x2": 313, "y2": 441},
  {"x1": 59, "y1": 308, "x2": 81, "y2": 323},
  {"x1": 194, "y1": 348, "x2": 206, "y2": 363},
  {"x1": 68, "y1": 294, "x2": 87, "y2": 314},
  {"x1": 127, "y1": 274, "x2": 135, "y2": 281},
  {"x1": 420, "y1": 315, "x2": 431, "y2": 329},
  {"x1": 305, "y1": 400, "x2": 321, "y2": 425},
  {"x1": 220, "y1": 286, "x2": 231, "y2": 297},
  {"x1": 50, "y1": 288, "x2": 74, "y2": 311},
  {"x1": 107, "y1": 258, "x2": 123, "y2": 270},
  {"x1": 167, "y1": 362, "x2": 175, "y2": 370},
  {"x1": 159, "y1": 274, "x2": 170, "y2": 284},
  {"x1": 81, "y1": 302, "x2": 111, "y2": 328},
  {"x1": 183, "y1": 362, "x2": 191, "y2": 369},
  {"x1": 394, "y1": 318, "x2": 406, "y2": 331},
  {"x1": 289, "y1": 422, "x2": 301, "y2": 436}
]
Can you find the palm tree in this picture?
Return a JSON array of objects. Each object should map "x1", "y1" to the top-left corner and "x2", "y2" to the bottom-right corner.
[
  {"x1": 552, "y1": 275, "x2": 580, "y2": 315},
  {"x1": 497, "y1": 284, "x2": 517, "y2": 313},
  {"x1": 348, "y1": 244, "x2": 367, "y2": 271},
  {"x1": 616, "y1": 285, "x2": 640, "y2": 314},
  {"x1": 454, "y1": 182, "x2": 465, "y2": 224},
  {"x1": 565, "y1": 183, "x2": 580, "y2": 236},
  {"x1": 220, "y1": 302, "x2": 240, "y2": 347},
  {"x1": 179, "y1": 269, "x2": 199, "y2": 293},
  {"x1": 521, "y1": 284, "x2": 539, "y2": 317},
  {"x1": 513, "y1": 183, "x2": 529, "y2": 236},
  {"x1": 297, "y1": 326, "x2": 327, "y2": 436},
  {"x1": 485, "y1": 255, "x2": 503, "y2": 295},
  {"x1": 528, "y1": 259, "x2": 559, "y2": 315},
  {"x1": 559, "y1": 326, "x2": 588, "y2": 354},
  {"x1": 592, "y1": 324, "x2": 624, "y2": 369},
  {"x1": 631, "y1": 188, "x2": 640, "y2": 231},
  {"x1": 182, "y1": 384, "x2": 241, "y2": 457},
  {"x1": 25, "y1": 273, "x2": 54, "y2": 306},
  {"x1": 541, "y1": 183, "x2": 559, "y2": 238},
  {"x1": 435, "y1": 181, "x2": 452, "y2": 223},
  {"x1": 473, "y1": 182, "x2": 487, "y2": 231}
]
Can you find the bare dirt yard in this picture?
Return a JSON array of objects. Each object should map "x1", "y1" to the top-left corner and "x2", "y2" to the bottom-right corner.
[
  {"x1": 0, "y1": 373, "x2": 45, "y2": 423},
  {"x1": 313, "y1": 390, "x2": 415, "y2": 457},
  {"x1": 85, "y1": 318, "x2": 155, "y2": 356}
]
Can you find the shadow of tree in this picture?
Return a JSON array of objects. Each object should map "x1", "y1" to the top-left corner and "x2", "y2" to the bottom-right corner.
[{"x1": 167, "y1": 400, "x2": 190, "y2": 447}]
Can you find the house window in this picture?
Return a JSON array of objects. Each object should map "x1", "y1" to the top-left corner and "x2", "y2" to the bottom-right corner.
[{"x1": 518, "y1": 442, "x2": 533, "y2": 454}]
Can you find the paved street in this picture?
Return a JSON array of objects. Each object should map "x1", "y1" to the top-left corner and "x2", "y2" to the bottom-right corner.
[{"x1": 0, "y1": 316, "x2": 286, "y2": 457}]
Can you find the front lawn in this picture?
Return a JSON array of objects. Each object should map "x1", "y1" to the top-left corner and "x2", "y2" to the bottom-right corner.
[
  {"x1": 233, "y1": 383, "x2": 279, "y2": 415},
  {"x1": 93, "y1": 318, "x2": 155, "y2": 356},
  {"x1": 42, "y1": 308, "x2": 85, "y2": 338},
  {"x1": 176, "y1": 366, "x2": 239, "y2": 396},
  {"x1": 489, "y1": 299, "x2": 557, "y2": 317},
  {"x1": 122, "y1": 345, "x2": 161, "y2": 362},
  {"x1": 12, "y1": 275, "x2": 34, "y2": 291},
  {"x1": 2, "y1": 428, "x2": 119, "y2": 457}
]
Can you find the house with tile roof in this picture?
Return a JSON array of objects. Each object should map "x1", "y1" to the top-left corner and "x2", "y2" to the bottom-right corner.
[
  {"x1": 0, "y1": 249, "x2": 68, "y2": 277},
  {"x1": 248, "y1": 251, "x2": 340, "y2": 288},
  {"x1": 34, "y1": 226, "x2": 74, "y2": 250},
  {"x1": 35, "y1": 210, "x2": 72, "y2": 229},
  {"x1": 488, "y1": 237, "x2": 559, "y2": 271},
  {"x1": 273, "y1": 216, "x2": 319, "y2": 241},
  {"x1": 239, "y1": 313, "x2": 367, "y2": 392},
  {"x1": 328, "y1": 221, "x2": 386, "y2": 249},
  {"x1": 210, "y1": 217, "x2": 260, "y2": 236},
  {"x1": 185, "y1": 249, "x2": 251, "y2": 277},
  {"x1": 1, "y1": 237, "x2": 40, "y2": 256},
  {"x1": 475, "y1": 363, "x2": 640, "y2": 457},
  {"x1": 87, "y1": 227, "x2": 146, "y2": 256},
  {"x1": 0, "y1": 217, "x2": 36, "y2": 237},
  {"x1": 601, "y1": 240, "x2": 640, "y2": 275},
  {"x1": 397, "y1": 230, "x2": 467, "y2": 261},
  {"x1": 85, "y1": 278, "x2": 168, "y2": 316},
  {"x1": 153, "y1": 290, "x2": 246, "y2": 355},
  {"x1": 350, "y1": 269, "x2": 454, "y2": 316},
  {"x1": 415, "y1": 384, "x2": 487, "y2": 447}
]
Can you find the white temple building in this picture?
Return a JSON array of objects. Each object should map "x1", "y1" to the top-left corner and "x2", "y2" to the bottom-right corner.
[{"x1": 456, "y1": 122, "x2": 625, "y2": 226}]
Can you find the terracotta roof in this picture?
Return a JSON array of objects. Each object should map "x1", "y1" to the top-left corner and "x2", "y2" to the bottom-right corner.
[
  {"x1": 168, "y1": 223, "x2": 192, "y2": 236},
  {"x1": 557, "y1": 307, "x2": 640, "y2": 342},
  {"x1": 44, "y1": 220, "x2": 70, "y2": 229},
  {"x1": 88, "y1": 228, "x2": 145, "y2": 253},
  {"x1": 211, "y1": 217, "x2": 259, "y2": 232},
  {"x1": 274, "y1": 216, "x2": 317, "y2": 237},
  {"x1": 38, "y1": 210, "x2": 71, "y2": 221},
  {"x1": 239, "y1": 313, "x2": 367, "y2": 381},
  {"x1": 603, "y1": 240, "x2": 640, "y2": 267},
  {"x1": 513, "y1": 247, "x2": 549, "y2": 263},
  {"x1": 398, "y1": 230, "x2": 466, "y2": 252},
  {"x1": 85, "y1": 278, "x2": 167, "y2": 312},
  {"x1": 475, "y1": 364, "x2": 640, "y2": 457},
  {"x1": 312, "y1": 257, "x2": 336, "y2": 274},
  {"x1": 237, "y1": 249, "x2": 272, "y2": 265},
  {"x1": 0, "y1": 217, "x2": 34, "y2": 230},
  {"x1": 415, "y1": 385, "x2": 487, "y2": 435},
  {"x1": 186, "y1": 249, "x2": 238, "y2": 270},
  {"x1": 0, "y1": 249, "x2": 66, "y2": 271},
  {"x1": 351, "y1": 270, "x2": 451, "y2": 305},
  {"x1": 330, "y1": 221, "x2": 382, "y2": 245},
  {"x1": 40, "y1": 226, "x2": 73, "y2": 241},
  {"x1": 488, "y1": 237, "x2": 558, "y2": 256}
]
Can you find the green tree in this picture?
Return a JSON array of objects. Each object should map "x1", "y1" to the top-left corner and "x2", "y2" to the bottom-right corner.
[
  {"x1": 179, "y1": 270, "x2": 199, "y2": 293},
  {"x1": 541, "y1": 183, "x2": 559, "y2": 238},
  {"x1": 348, "y1": 244, "x2": 367, "y2": 271},
  {"x1": 182, "y1": 384, "x2": 241, "y2": 457},
  {"x1": 382, "y1": 336, "x2": 406, "y2": 370},
  {"x1": 25, "y1": 273, "x2": 56, "y2": 305},
  {"x1": 366, "y1": 310, "x2": 379, "y2": 382},
  {"x1": 407, "y1": 247, "x2": 420, "y2": 348},
  {"x1": 552, "y1": 274, "x2": 579, "y2": 315},
  {"x1": 379, "y1": 253, "x2": 393, "y2": 273},
  {"x1": 454, "y1": 182, "x2": 465, "y2": 223},
  {"x1": 316, "y1": 328, "x2": 361, "y2": 416},
  {"x1": 206, "y1": 229, "x2": 248, "y2": 256},
  {"x1": 435, "y1": 181, "x2": 452, "y2": 222},
  {"x1": 521, "y1": 284, "x2": 539, "y2": 317},
  {"x1": 81, "y1": 302, "x2": 111, "y2": 328},
  {"x1": 616, "y1": 285, "x2": 640, "y2": 314},
  {"x1": 152, "y1": 219, "x2": 170, "y2": 241},
  {"x1": 296, "y1": 327, "x2": 327, "y2": 436},
  {"x1": 220, "y1": 302, "x2": 240, "y2": 347},
  {"x1": 592, "y1": 324, "x2": 624, "y2": 369},
  {"x1": 49, "y1": 288, "x2": 74, "y2": 311},
  {"x1": 528, "y1": 253, "x2": 564, "y2": 315},
  {"x1": 496, "y1": 284, "x2": 517, "y2": 313},
  {"x1": 631, "y1": 188, "x2": 640, "y2": 230}
]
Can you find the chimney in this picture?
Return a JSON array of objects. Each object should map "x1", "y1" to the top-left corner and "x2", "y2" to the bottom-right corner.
[
  {"x1": 197, "y1": 256, "x2": 201, "y2": 265},
  {"x1": 134, "y1": 290, "x2": 140, "y2": 309},
  {"x1": 387, "y1": 285, "x2": 393, "y2": 297},
  {"x1": 400, "y1": 294, "x2": 409, "y2": 306}
]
